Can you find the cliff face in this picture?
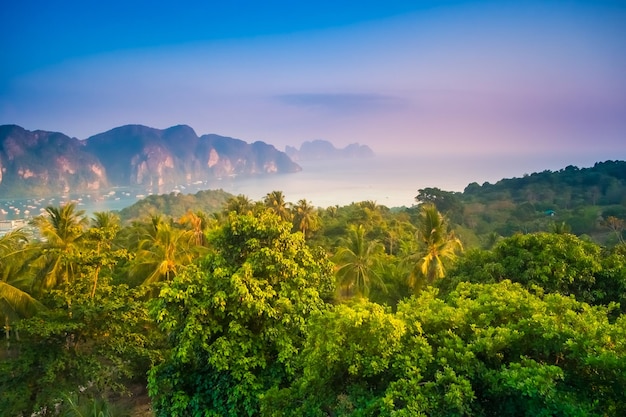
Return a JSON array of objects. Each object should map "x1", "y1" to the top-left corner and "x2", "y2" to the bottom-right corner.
[
  {"x1": 85, "y1": 124, "x2": 191, "y2": 188},
  {"x1": 0, "y1": 124, "x2": 301, "y2": 197},
  {"x1": 286, "y1": 139, "x2": 374, "y2": 161},
  {"x1": 0, "y1": 125, "x2": 108, "y2": 196}
]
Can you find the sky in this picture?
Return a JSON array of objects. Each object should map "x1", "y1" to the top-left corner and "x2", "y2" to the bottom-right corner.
[{"x1": 1, "y1": 0, "x2": 625, "y2": 162}]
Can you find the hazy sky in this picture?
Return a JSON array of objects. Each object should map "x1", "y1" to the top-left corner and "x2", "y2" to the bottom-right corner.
[{"x1": 1, "y1": 0, "x2": 625, "y2": 159}]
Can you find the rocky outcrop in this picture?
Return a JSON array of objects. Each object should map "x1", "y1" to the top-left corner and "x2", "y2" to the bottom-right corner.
[
  {"x1": 286, "y1": 139, "x2": 374, "y2": 161},
  {"x1": 0, "y1": 125, "x2": 107, "y2": 196},
  {"x1": 0, "y1": 124, "x2": 301, "y2": 197}
]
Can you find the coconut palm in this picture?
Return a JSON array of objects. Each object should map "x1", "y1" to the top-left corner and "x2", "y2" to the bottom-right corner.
[
  {"x1": 332, "y1": 224, "x2": 386, "y2": 298},
  {"x1": 385, "y1": 219, "x2": 405, "y2": 256},
  {"x1": 292, "y1": 199, "x2": 319, "y2": 238},
  {"x1": 85, "y1": 211, "x2": 122, "y2": 298},
  {"x1": 224, "y1": 194, "x2": 255, "y2": 215},
  {"x1": 179, "y1": 210, "x2": 211, "y2": 246},
  {"x1": 483, "y1": 231, "x2": 502, "y2": 249},
  {"x1": 325, "y1": 205, "x2": 339, "y2": 218},
  {"x1": 408, "y1": 203, "x2": 463, "y2": 289},
  {"x1": 130, "y1": 217, "x2": 198, "y2": 286},
  {"x1": 30, "y1": 203, "x2": 88, "y2": 291},
  {"x1": 91, "y1": 210, "x2": 120, "y2": 231},
  {"x1": 264, "y1": 190, "x2": 292, "y2": 221},
  {"x1": 0, "y1": 229, "x2": 42, "y2": 340}
]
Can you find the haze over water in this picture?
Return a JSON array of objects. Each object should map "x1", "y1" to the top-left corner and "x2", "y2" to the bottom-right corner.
[
  {"x1": 2, "y1": 150, "x2": 619, "y2": 222},
  {"x1": 216, "y1": 151, "x2": 624, "y2": 208}
]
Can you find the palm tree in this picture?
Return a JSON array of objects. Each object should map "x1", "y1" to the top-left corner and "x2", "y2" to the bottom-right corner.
[
  {"x1": 0, "y1": 229, "x2": 42, "y2": 340},
  {"x1": 358, "y1": 200, "x2": 379, "y2": 211},
  {"x1": 385, "y1": 219, "x2": 404, "y2": 256},
  {"x1": 264, "y1": 191, "x2": 292, "y2": 222},
  {"x1": 483, "y1": 231, "x2": 501, "y2": 249},
  {"x1": 179, "y1": 210, "x2": 211, "y2": 246},
  {"x1": 85, "y1": 211, "x2": 122, "y2": 298},
  {"x1": 224, "y1": 194, "x2": 255, "y2": 215},
  {"x1": 408, "y1": 203, "x2": 463, "y2": 289},
  {"x1": 332, "y1": 224, "x2": 386, "y2": 298},
  {"x1": 325, "y1": 205, "x2": 339, "y2": 218},
  {"x1": 130, "y1": 217, "x2": 198, "y2": 286},
  {"x1": 30, "y1": 203, "x2": 88, "y2": 291},
  {"x1": 91, "y1": 210, "x2": 120, "y2": 231},
  {"x1": 292, "y1": 199, "x2": 319, "y2": 238}
]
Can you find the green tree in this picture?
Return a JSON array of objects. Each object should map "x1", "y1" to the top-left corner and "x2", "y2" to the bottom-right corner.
[
  {"x1": 264, "y1": 190, "x2": 292, "y2": 221},
  {"x1": 179, "y1": 210, "x2": 211, "y2": 246},
  {"x1": 147, "y1": 211, "x2": 334, "y2": 416},
  {"x1": 262, "y1": 281, "x2": 626, "y2": 416},
  {"x1": 0, "y1": 229, "x2": 42, "y2": 341},
  {"x1": 448, "y1": 232, "x2": 612, "y2": 306},
  {"x1": 333, "y1": 224, "x2": 386, "y2": 299},
  {"x1": 224, "y1": 194, "x2": 255, "y2": 215},
  {"x1": 1, "y1": 212, "x2": 159, "y2": 415},
  {"x1": 371, "y1": 254, "x2": 413, "y2": 307},
  {"x1": 30, "y1": 203, "x2": 89, "y2": 291},
  {"x1": 415, "y1": 187, "x2": 463, "y2": 223},
  {"x1": 261, "y1": 300, "x2": 407, "y2": 416},
  {"x1": 388, "y1": 281, "x2": 626, "y2": 416},
  {"x1": 292, "y1": 198, "x2": 320, "y2": 238},
  {"x1": 1, "y1": 277, "x2": 160, "y2": 416},
  {"x1": 130, "y1": 216, "x2": 199, "y2": 286},
  {"x1": 408, "y1": 203, "x2": 463, "y2": 289},
  {"x1": 83, "y1": 211, "x2": 128, "y2": 298}
]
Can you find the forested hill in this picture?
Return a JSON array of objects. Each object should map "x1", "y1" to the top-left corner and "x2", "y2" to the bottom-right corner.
[
  {"x1": 416, "y1": 160, "x2": 626, "y2": 240},
  {"x1": 117, "y1": 189, "x2": 233, "y2": 223},
  {"x1": 113, "y1": 160, "x2": 626, "y2": 241},
  {"x1": 462, "y1": 160, "x2": 625, "y2": 206}
]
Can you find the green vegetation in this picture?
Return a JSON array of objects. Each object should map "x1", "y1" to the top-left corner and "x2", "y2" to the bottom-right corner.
[
  {"x1": 455, "y1": 160, "x2": 626, "y2": 243},
  {"x1": 2, "y1": 161, "x2": 626, "y2": 416},
  {"x1": 117, "y1": 189, "x2": 232, "y2": 224}
]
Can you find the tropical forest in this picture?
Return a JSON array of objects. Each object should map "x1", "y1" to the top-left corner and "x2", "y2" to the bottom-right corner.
[{"x1": 1, "y1": 160, "x2": 626, "y2": 416}]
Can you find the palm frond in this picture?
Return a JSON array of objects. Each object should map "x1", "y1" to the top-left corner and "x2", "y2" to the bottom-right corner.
[{"x1": 0, "y1": 281, "x2": 44, "y2": 319}]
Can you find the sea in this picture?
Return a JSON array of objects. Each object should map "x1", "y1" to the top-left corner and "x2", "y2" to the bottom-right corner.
[{"x1": 0, "y1": 151, "x2": 620, "y2": 223}]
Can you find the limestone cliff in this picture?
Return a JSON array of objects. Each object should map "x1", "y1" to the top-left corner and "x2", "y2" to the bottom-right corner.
[
  {"x1": 0, "y1": 124, "x2": 301, "y2": 197},
  {"x1": 0, "y1": 125, "x2": 107, "y2": 196}
]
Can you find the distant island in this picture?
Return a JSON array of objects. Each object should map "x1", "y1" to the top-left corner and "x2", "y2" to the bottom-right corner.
[
  {"x1": 285, "y1": 139, "x2": 374, "y2": 161},
  {"x1": 0, "y1": 124, "x2": 301, "y2": 197}
]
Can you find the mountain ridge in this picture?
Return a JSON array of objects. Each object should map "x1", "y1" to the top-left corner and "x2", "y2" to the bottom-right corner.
[
  {"x1": 0, "y1": 124, "x2": 301, "y2": 197},
  {"x1": 285, "y1": 139, "x2": 374, "y2": 161}
]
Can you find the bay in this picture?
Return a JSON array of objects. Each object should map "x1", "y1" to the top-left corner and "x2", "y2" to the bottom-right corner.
[
  {"x1": 0, "y1": 151, "x2": 618, "y2": 223},
  {"x1": 217, "y1": 151, "x2": 616, "y2": 208}
]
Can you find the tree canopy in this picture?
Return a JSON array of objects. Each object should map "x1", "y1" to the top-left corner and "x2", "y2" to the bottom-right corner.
[
  {"x1": 1, "y1": 173, "x2": 625, "y2": 415},
  {"x1": 147, "y1": 211, "x2": 334, "y2": 416}
]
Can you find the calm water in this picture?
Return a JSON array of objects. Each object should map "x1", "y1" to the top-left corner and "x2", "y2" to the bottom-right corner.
[
  {"x1": 0, "y1": 152, "x2": 619, "y2": 221},
  {"x1": 218, "y1": 151, "x2": 618, "y2": 208}
]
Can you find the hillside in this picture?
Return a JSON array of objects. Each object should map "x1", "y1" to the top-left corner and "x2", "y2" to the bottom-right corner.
[
  {"x1": 117, "y1": 189, "x2": 233, "y2": 223},
  {"x1": 415, "y1": 160, "x2": 626, "y2": 242}
]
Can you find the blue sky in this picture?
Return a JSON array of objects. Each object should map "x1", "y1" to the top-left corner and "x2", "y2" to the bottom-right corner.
[{"x1": 1, "y1": 0, "x2": 625, "y2": 160}]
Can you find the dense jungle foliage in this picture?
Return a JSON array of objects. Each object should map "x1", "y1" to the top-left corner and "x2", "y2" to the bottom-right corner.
[{"x1": 1, "y1": 160, "x2": 625, "y2": 416}]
